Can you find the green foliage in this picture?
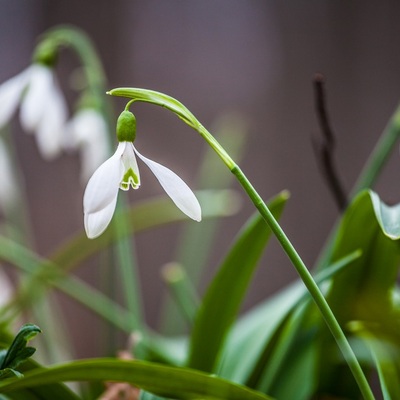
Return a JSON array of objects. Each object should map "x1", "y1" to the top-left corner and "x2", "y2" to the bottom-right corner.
[
  {"x1": 0, "y1": 359, "x2": 273, "y2": 400},
  {"x1": 0, "y1": 325, "x2": 41, "y2": 380},
  {"x1": 187, "y1": 192, "x2": 289, "y2": 372}
]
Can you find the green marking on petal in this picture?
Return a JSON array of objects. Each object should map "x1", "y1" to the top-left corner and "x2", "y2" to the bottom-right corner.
[{"x1": 120, "y1": 167, "x2": 140, "y2": 191}]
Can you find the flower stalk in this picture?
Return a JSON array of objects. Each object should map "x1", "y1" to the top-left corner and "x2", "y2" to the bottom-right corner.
[{"x1": 108, "y1": 87, "x2": 375, "y2": 400}]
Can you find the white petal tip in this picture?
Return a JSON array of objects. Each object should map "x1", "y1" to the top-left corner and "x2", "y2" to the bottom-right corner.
[{"x1": 192, "y1": 213, "x2": 202, "y2": 222}]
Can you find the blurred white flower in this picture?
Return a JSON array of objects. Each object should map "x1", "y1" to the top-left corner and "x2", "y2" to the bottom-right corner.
[
  {"x1": 83, "y1": 141, "x2": 201, "y2": 239},
  {"x1": 64, "y1": 108, "x2": 110, "y2": 183},
  {"x1": 0, "y1": 64, "x2": 67, "y2": 160},
  {"x1": 0, "y1": 138, "x2": 17, "y2": 211}
]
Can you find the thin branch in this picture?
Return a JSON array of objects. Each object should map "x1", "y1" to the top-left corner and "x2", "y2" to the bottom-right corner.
[{"x1": 312, "y1": 73, "x2": 348, "y2": 211}]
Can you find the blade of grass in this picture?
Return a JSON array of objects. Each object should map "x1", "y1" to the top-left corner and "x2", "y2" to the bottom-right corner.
[
  {"x1": 0, "y1": 359, "x2": 274, "y2": 400},
  {"x1": 161, "y1": 263, "x2": 200, "y2": 326}
]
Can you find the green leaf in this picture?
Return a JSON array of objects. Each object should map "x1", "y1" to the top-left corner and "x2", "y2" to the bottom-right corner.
[
  {"x1": 327, "y1": 190, "x2": 400, "y2": 325},
  {"x1": 351, "y1": 328, "x2": 400, "y2": 400},
  {"x1": 0, "y1": 358, "x2": 273, "y2": 400},
  {"x1": 217, "y1": 251, "x2": 361, "y2": 384},
  {"x1": 370, "y1": 191, "x2": 400, "y2": 239},
  {"x1": 360, "y1": 333, "x2": 400, "y2": 400},
  {"x1": 187, "y1": 191, "x2": 289, "y2": 372},
  {"x1": 319, "y1": 190, "x2": 400, "y2": 395},
  {"x1": 0, "y1": 325, "x2": 41, "y2": 373}
]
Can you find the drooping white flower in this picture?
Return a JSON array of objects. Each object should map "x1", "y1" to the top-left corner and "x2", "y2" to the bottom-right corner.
[
  {"x1": 0, "y1": 64, "x2": 67, "y2": 159},
  {"x1": 64, "y1": 108, "x2": 110, "y2": 182},
  {"x1": 83, "y1": 110, "x2": 201, "y2": 239}
]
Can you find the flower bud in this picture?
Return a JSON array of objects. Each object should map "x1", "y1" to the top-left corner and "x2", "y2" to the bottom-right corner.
[{"x1": 116, "y1": 110, "x2": 136, "y2": 142}]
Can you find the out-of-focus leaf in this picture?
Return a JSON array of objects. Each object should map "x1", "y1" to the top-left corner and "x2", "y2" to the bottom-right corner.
[
  {"x1": 318, "y1": 190, "x2": 400, "y2": 396},
  {"x1": 0, "y1": 358, "x2": 273, "y2": 400},
  {"x1": 187, "y1": 191, "x2": 289, "y2": 373},
  {"x1": 327, "y1": 190, "x2": 400, "y2": 330},
  {"x1": 371, "y1": 191, "x2": 400, "y2": 239},
  {"x1": 261, "y1": 305, "x2": 318, "y2": 400},
  {"x1": 0, "y1": 359, "x2": 80, "y2": 400},
  {"x1": 0, "y1": 325, "x2": 40, "y2": 377},
  {"x1": 361, "y1": 333, "x2": 400, "y2": 400},
  {"x1": 161, "y1": 112, "x2": 247, "y2": 335},
  {"x1": 216, "y1": 251, "x2": 360, "y2": 383}
]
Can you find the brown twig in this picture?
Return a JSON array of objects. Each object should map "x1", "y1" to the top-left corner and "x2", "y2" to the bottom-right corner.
[{"x1": 312, "y1": 73, "x2": 348, "y2": 211}]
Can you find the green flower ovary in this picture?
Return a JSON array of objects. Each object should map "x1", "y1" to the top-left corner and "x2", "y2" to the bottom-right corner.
[
  {"x1": 120, "y1": 167, "x2": 140, "y2": 190},
  {"x1": 117, "y1": 110, "x2": 136, "y2": 142}
]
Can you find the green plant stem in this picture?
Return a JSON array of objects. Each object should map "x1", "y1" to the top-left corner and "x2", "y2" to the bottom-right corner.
[{"x1": 230, "y1": 164, "x2": 374, "y2": 400}]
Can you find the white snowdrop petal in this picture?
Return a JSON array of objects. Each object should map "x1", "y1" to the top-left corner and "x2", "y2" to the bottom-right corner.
[
  {"x1": 0, "y1": 139, "x2": 16, "y2": 209},
  {"x1": 65, "y1": 109, "x2": 110, "y2": 181},
  {"x1": 83, "y1": 143, "x2": 125, "y2": 214},
  {"x1": 34, "y1": 81, "x2": 68, "y2": 159},
  {"x1": 20, "y1": 65, "x2": 53, "y2": 132},
  {"x1": 134, "y1": 147, "x2": 201, "y2": 221},
  {"x1": 84, "y1": 194, "x2": 118, "y2": 239},
  {"x1": 0, "y1": 68, "x2": 31, "y2": 127}
]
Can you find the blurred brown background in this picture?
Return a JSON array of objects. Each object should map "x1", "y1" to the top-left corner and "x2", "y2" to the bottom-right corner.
[{"x1": 1, "y1": 1, "x2": 400, "y2": 357}]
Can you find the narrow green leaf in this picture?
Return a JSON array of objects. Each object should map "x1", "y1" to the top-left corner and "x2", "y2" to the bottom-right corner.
[
  {"x1": 187, "y1": 191, "x2": 289, "y2": 372},
  {"x1": 361, "y1": 333, "x2": 400, "y2": 400},
  {"x1": 0, "y1": 359, "x2": 273, "y2": 400},
  {"x1": 320, "y1": 190, "x2": 400, "y2": 395},
  {"x1": 161, "y1": 263, "x2": 200, "y2": 326},
  {"x1": 217, "y1": 250, "x2": 361, "y2": 383},
  {"x1": 1, "y1": 359, "x2": 80, "y2": 400},
  {"x1": 1, "y1": 325, "x2": 41, "y2": 372},
  {"x1": 350, "y1": 328, "x2": 400, "y2": 400},
  {"x1": 327, "y1": 190, "x2": 400, "y2": 324}
]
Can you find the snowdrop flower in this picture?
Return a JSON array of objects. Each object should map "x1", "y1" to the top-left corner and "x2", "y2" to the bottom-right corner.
[
  {"x1": 0, "y1": 63, "x2": 67, "y2": 159},
  {"x1": 83, "y1": 110, "x2": 201, "y2": 239},
  {"x1": 64, "y1": 108, "x2": 109, "y2": 183}
]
